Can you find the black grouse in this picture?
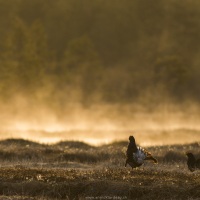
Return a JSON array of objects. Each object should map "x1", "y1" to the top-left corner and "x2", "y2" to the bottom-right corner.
[
  {"x1": 125, "y1": 135, "x2": 158, "y2": 169},
  {"x1": 186, "y1": 152, "x2": 200, "y2": 172}
]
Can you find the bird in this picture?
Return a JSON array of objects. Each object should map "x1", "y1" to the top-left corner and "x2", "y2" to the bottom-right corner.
[
  {"x1": 186, "y1": 152, "x2": 200, "y2": 172},
  {"x1": 125, "y1": 135, "x2": 158, "y2": 169}
]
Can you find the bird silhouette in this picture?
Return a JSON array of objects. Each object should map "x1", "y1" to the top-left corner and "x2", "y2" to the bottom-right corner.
[
  {"x1": 186, "y1": 152, "x2": 200, "y2": 172},
  {"x1": 125, "y1": 135, "x2": 158, "y2": 169}
]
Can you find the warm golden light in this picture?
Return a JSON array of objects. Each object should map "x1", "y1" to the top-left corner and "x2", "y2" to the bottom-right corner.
[{"x1": 0, "y1": 98, "x2": 200, "y2": 146}]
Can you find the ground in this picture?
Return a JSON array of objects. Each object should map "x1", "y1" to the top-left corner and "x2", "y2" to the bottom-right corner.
[{"x1": 0, "y1": 139, "x2": 199, "y2": 199}]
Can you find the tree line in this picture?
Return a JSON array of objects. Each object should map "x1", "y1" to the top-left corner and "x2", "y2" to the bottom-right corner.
[{"x1": 0, "y1": 0, "x2": 200, "y2": 109}]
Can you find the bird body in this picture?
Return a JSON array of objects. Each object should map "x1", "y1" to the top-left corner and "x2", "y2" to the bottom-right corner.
[
  {"x1": 125, "y1": 136, "x2": 158, "y2": 169},
  {"x1": 186, "y1": 152, "x2": 200, "y2": 172}
]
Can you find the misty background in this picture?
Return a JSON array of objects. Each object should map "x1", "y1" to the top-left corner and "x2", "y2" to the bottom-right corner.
[{"x1": 0, "y1": 0, "x2": 200, "y2": 145}]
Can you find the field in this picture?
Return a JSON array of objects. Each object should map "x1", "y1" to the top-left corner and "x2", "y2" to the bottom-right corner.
[{"x1": 0, "y1": 139, "x2": 199, "y2": 200}]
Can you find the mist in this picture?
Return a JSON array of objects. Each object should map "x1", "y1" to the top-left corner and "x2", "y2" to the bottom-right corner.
[
  {"x1": 0, "y1": 0, "x2": 200, "y2": 146},
  {"x1": 1, "y1": 93, "x2": 200, "y2": 146}
]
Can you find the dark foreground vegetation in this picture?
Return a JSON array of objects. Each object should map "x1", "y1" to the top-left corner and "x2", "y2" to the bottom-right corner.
[{"x1": 0, "y1": 139, "x2": 199, "y2": 199}]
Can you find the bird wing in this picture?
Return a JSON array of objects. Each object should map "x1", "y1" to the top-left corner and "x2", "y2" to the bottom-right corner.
[{"x1": 133, "y1": 147, "x2": 147, "y2": 164}]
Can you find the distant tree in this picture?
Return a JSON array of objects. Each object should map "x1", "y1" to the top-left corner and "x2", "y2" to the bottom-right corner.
[
  {"x1": 0, "y1": 17, "x2": 26, "y2": 99},
  {"x1": 2, "y1": 17, "x2": 50, "y2": 96},
  {"x1": 61, "y1": 35, "x2": 102, "y2": 104}
]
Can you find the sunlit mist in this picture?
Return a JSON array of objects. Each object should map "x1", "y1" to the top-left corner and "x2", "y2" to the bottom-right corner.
[
  {"x1": 1, "y1": 102, "x2": 200, "y2": 146},
  {"x1": 1, "y1": 0, "x2": 200, "y2": 147}
]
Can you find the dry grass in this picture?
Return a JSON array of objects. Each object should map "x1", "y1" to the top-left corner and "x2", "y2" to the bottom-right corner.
[{"x1": 0, "y1": 139, "x2": 199, "y2": 199}]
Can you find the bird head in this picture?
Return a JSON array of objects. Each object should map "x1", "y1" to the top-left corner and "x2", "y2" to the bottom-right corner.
[
  {"x1": 186, "y1": 152, "x2": 196, "y2": 160},
  {"x1": 129, "y1": 135, "x2": 135, "y2": 142}
]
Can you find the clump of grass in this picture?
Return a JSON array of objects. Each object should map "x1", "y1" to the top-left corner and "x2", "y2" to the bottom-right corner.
[
  {"x1": 54, "y1": 141, "x2": 94, "y2": 150},
  {"x1": 0, "y1": 139, "x2": 43, "y2": 148},
  {"x1": 58, "y1": 151, "x2": 110, "y2": 163},
  {"x1": 163, "y1": 151, "x2": 186, "y2": 163},
  {"x1": 58, "y1": 152, "x2": 99, "y2": 163}
]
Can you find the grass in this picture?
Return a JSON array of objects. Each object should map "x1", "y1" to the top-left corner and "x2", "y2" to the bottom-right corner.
[{"x1": 0, "y1": 139, "x2": 199, "y2": 199}]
